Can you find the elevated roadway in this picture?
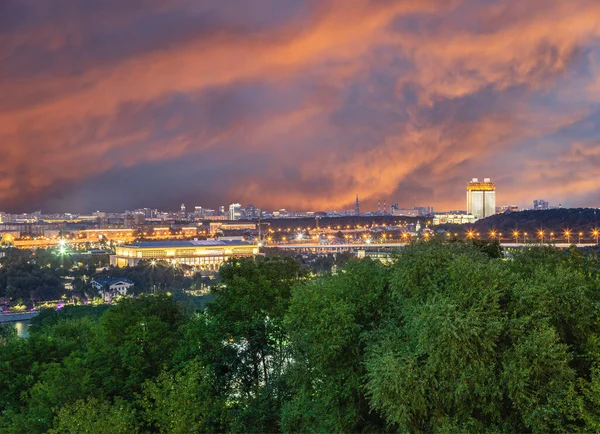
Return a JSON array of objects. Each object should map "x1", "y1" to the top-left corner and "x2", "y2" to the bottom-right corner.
[{"x1": 271, "y1": 242, "x2": 597, "y2": 252}]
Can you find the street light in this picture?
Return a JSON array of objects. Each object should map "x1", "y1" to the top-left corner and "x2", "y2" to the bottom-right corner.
[
  {"x1": 523, "y1": 232, "x2": 528, "y2": 243},
  {"x1": 564, "y1": 230, "x2": 571, "y2": 245},
  {"x1": 593, "y1": 229, "x2": 599, "y2": 244},
  {"x1": 466, "y1": 230, "x2": 475, "y2": 240},
  {"x1": 538, "y1": 230, "x2": 544, "y2": 243},
  {"x1": 489, "y1": 230, "x2": 497, "y2": 240},
  {"x1": 579, "y1": 232, "x2": 583, "y2": 244},
  {"x1": 513, "y1": 230, "x2": 519, "y2": 244}
]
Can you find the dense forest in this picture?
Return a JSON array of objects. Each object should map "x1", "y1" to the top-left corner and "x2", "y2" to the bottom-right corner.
[{"x1": 1, "y1": 242, "x2": 600, "y2": 432}]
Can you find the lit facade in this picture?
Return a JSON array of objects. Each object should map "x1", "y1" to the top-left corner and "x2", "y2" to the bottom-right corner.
[
  {"x1": 228, "y1": 203, "x2": 243, "y2": 220},
  {"x1": 466, "y1": 178, "x2": 496, "y2": 219},
  {"x1": 433, "y1": 214, "x2": 478, "y2": 225},
  {"x1": 110, "y1": 239, "x2": 259, "y2": 270}
]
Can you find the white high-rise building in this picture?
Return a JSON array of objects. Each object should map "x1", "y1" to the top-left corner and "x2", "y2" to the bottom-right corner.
[
  {"x1": 466, "y1": 178, "x2": 496, "y2": 220},
  {"x1": 228, "y1": 203, "x2": 243, "y2": 220}
]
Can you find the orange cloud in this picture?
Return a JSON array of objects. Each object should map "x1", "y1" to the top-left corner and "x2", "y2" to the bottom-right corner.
[{"x1": 1, "y1": 0, "x2": 600, "y2": 212}]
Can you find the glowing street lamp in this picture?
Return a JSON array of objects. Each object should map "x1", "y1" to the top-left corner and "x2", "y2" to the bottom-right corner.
[
  {"x1": 564, "y1": 230, "x2": 571, "y2": 245},
  {"x1": 489, "y1": 230, "x2": 497, "y2": 240},
  {"x1": 512, "y1": 230, "x2": 519, "y2": 244},
  {"x1": 538, "y1": 230, "x2": 545, "y2": 243},
  {"x1": 593, "y1": 229, "x2": 600, "y2": 244},
  {"x1": 578, "y1": 232, "x2": 583, "y2": 244},
  {"x1": 523, "y1": 232, "x2": 528, "y2": 243},
  {"x1": 466, "y1": 230, "x2": 475, "y2": 240}
]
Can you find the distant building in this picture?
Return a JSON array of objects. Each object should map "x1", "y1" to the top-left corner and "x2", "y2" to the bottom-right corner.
[
  {"x1": 533, "y1": 199, "x2": 549, "y2": 210},
  {"x1": 245, "y1": 204, "x2": 257, "y2": 219},
  {"x1": 209, "y1": 222, "x2": 257, "y2": 233},
  {"x1": 433, "y1": 214, "x2": 478, "y2": 225},
  {"x1": 355, "y1": 195, "x2": 360, "y2": 216},
  {"x1": 91, "y1": 277, "x2": 135, "y2": 300},
  {"x1": 467, "y1": 178, "x2": 496, "y2": 219},
  {"x1": 391, "y1": 207, "x2": 421, "y2": 217},
  {"x1": 413, "y1": 206, "x2": 434, "y2": 215},
  {"x1": 228, "y1": 203, "x2": 243, "y2": 220},
  {"x1": 500, "y1": 205, "x2": 519, "y2": 213}
]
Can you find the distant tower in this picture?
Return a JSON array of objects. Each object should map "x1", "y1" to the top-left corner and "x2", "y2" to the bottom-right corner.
[
  {"x1": 383, "y1": 200, "x2": 387, "y2": 215},
  {"x1": 416, "y1": 220, "x2": 421, "y2": 232},
  {"x1": 377, "y1": 200, "x2": 381, "y2": 214},
  {"x1": 355, "y1": 195, "x2": 360, "y2": 216},
  {"x1": 180, "y1": 203, "x2": 186, "y2": 217}
]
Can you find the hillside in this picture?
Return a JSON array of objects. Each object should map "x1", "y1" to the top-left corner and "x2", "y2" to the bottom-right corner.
[{"x1": 442, "y1": 208, "x2": 600, "y2": 239}]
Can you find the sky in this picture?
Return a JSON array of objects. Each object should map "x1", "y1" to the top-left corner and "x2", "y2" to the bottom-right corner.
[{"x1": 2, "y1": 0, "x2": 600, "y2": 213}]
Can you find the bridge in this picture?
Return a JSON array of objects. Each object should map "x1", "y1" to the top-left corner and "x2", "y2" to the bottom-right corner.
[{"x1": 271, "y1": 242, "x2": 597, "y2": 252}]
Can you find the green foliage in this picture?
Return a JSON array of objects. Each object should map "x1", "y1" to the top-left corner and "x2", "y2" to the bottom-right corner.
[
  {"x1": 282, "y1": 259, "x2": 389, "y2": 432},
  {"x1": 365, "y1": 243, "x2": 600, "y2": 432},
  {"x1": 141, "y1": 359, "x2": 227, "y2": 433},
  {"x1": 0, "y1": 323, "x2": 17, "y2": 344},
  {"x1": 29, "y1": 305, "x2": 109, "y2": 334},
  {"x1": 185, "y1": 256, "x2": 308, "y2": 432},
  {"x1": 50, "y1": 397, "x2": 139, "y2": 434},
  {"x1": 2, "y1": 246, "x2": 600, "y2": 433}
]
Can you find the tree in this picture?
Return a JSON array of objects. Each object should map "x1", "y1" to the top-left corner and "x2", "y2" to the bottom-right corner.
[
  {"x1": 282, "y1": 259, "x2": 389, "y2": 432},
  {"x1": 0, "y1": 324, "x2": 16, "y2": 344},
  {"x1": 141, "y1": 359, "x2": 227, "y2": 433},
  {"x1": 365, "y1": 243, "x2": 600, "y2": 432},
  {"x1": 50, "y1": 397, "x2": 138, "y2": 434},
  {"x1": 180, "y1": 256, "x2": 307, "y2": 432}
]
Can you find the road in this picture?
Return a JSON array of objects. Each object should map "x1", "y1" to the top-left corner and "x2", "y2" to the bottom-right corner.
[
  {"x1": 0, "y1": 312, "x2": 40, "y2": 323},
  {"x1": 273, "y1": 242, "x2": 597, "y2": 251}
]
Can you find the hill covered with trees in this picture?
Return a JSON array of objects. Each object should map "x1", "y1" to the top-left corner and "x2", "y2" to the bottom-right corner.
[
  {"x1": 442, "y1": 208, "x2": 600, "y2": 238},
  {"x1": 1, "y1": 244, "x2": 600, "y2": 432}
]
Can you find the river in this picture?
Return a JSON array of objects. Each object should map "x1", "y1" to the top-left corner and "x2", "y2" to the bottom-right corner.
[{"x1": 13, "y1": 320, "x2": 30, "y2": 338}]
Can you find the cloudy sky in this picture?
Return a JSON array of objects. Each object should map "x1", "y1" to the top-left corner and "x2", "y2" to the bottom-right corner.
[{"x1": 2, "y1": 0, "x2": 600, "y2": 213}]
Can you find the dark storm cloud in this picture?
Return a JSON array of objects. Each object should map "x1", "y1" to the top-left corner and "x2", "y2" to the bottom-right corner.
[{"x1": 2, "y1": 0, "x2": 600, "y2": 213}]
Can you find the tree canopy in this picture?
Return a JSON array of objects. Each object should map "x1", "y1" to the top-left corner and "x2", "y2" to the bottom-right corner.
[{"x1": 1, "y1": 243, "x2": 600, "y2": 432}]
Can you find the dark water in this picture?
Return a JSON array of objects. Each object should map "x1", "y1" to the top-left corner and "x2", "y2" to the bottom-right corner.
[{"x1": 13, "y1": 320, "x2": 30, "y2": 338}]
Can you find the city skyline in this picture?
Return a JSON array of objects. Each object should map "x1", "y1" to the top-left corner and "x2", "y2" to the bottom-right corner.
[{"x1": 3, "y1": 1, "x2": 600, "y2": 213}]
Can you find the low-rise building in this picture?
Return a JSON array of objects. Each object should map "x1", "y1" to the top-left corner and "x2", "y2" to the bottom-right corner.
[
  {"x1": 433, "y1": 214, "x2": 478, "y2": 225},
  {"x1": 91, "y1": 277, "x2": 135, "y2": 300},
  {"x1": 110, "y1": 239, "x2": 259, "y2": 270}
]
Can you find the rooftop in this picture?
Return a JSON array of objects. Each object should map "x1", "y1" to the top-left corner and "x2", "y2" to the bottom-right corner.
[
  {"x1": 125, "y1": 240, "x2": 252, "y2": 248},
  {"x1": 93, "y1": 277, "x2": 135, "y2": 285}
]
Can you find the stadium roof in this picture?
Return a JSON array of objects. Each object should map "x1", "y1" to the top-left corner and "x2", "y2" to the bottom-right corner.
[{"x1": 125, "y1": 240, "x2": 251, "y2": 248}]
